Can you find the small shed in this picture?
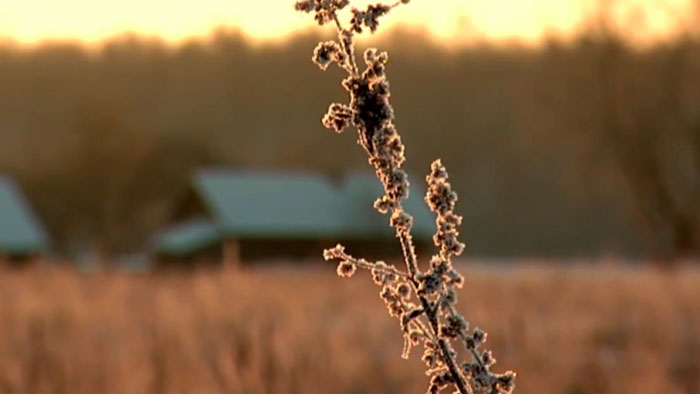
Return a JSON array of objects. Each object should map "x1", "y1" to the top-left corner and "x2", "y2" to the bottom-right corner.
[
  {"x1": 154, "y1": 169, "x2": 437, "y2": 266},
  {"x1": 0, "y1": 176, "x2": 50, "y2": 263}
]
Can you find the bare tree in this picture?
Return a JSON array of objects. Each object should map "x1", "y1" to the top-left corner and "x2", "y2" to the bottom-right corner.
[{"x1": 581, "y1": 0, "x2": 700, "y2": 262}]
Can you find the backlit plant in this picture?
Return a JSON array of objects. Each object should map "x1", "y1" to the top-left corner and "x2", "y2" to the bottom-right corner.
[{"x1": 294, "y1": 1, "x2": 516, "y2": 393}]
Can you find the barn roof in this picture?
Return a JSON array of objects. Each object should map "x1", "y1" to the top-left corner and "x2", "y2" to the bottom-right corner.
[
  {"x1": 193, "y1": 169, "x2": 343, "y2": 238},
  {"x1": 153, "y1": 218, "x2": 220, "y2": 256},
  {"x1": 0, "y1": 176, "x2": 50, "y2": 255},
  {"x1": 155, "y1": 169, "x2": 438, "y2": 255}
]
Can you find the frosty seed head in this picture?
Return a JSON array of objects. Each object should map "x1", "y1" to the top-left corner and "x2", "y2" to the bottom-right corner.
[
  {"x1": 299, "y1": 2, "x2": 515, "y2": 392},
  {"x1": 336, "y1": 260, "x2": 357, "y2": 277}
]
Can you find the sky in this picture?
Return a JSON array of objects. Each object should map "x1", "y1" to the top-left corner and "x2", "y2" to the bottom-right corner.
[{"x1": 0, "y1": 0, "x2": 695, "y2": 46}]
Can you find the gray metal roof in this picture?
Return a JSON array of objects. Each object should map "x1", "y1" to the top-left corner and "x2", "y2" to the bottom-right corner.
[
  {"x1": 0, "y1": 176, "x2": 50, "y2": 255},
  {"x1": 155, "y1": 169, "x2": 438, "y2": 255},
  {"x1": 154, "y1": 218, "x2": 220, "y2": 256},
  {"x1": 194, "y1": 169, "x2": 343, "y2": 238}
]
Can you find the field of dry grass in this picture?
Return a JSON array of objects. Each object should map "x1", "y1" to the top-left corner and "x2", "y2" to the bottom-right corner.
[{"x1": 0, "y1": 262, "x2": 698, "y2": 394}]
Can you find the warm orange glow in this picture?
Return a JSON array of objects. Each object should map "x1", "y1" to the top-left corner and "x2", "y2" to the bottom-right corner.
[{"x1": 0, "y1": 0, "x2": 694, "y2": 45}]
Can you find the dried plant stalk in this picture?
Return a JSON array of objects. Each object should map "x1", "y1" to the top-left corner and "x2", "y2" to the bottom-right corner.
[{"x1": 294, "y1": 1, "x2": 516, "y2": 393}]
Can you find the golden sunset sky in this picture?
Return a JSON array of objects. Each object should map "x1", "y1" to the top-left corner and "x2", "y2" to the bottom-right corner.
[{"x1": 0, "y1": 0, "x2": 695, "y2": 45}]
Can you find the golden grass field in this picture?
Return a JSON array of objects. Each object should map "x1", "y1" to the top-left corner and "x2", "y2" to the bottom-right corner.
[{"x1": 0, "y1": 262, "x2": 698, "y2": 394}]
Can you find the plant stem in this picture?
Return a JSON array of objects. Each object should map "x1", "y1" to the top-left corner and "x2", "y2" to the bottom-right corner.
[
  {"x1": 332, "y1": 13, "x2": 359, "y2": 76},
  {"x1": 398, "y1": 231, "x2": 471, "y2": 394}
]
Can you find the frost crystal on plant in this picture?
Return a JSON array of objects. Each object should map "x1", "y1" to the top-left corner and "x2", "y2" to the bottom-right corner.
[{"x1": 295, "y1": 1, "x2": 516, "y2": 393}]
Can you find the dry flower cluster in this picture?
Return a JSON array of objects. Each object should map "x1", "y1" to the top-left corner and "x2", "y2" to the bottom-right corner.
[{"x1": 295, "y1": 1, "x2": 516, "y2": 393}]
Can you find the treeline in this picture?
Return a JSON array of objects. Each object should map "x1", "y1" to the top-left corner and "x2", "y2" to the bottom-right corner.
[{"x1": 0, "y1": 26, "x2": 698, "y2": 261}]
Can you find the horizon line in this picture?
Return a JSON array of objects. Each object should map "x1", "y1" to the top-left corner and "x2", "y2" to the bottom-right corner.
[{"x1": 1, "y1": 22, "x2": 697, "y2": 51}]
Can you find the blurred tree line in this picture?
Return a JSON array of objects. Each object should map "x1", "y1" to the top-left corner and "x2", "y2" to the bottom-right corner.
[{"x1": 0, "y1": 21, "x2": 697, "y2": 261}]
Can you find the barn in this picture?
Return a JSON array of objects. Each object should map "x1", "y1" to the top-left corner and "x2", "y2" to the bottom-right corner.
[
  {"x1": 0, "y1": 176, "x2": 50, "y2": 264},
  {"x1": 154, "y1": 169, "x2": 436, "y2": 266}
]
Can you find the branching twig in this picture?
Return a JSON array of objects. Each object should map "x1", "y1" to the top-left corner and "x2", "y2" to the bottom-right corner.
[{"x1": 295, "y1": 1, "x2": 516, "y2": 393}]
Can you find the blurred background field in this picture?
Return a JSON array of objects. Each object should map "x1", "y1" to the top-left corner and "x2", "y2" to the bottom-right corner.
[{"x1": 0, "y1": 263, "x2": 698, "y2": 394}]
